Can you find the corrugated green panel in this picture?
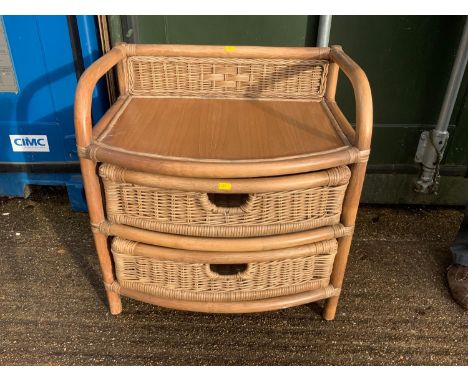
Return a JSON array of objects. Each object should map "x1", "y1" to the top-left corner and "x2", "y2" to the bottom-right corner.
[{"x1": 134, "y1": 16, "x2": 318, "y2": 47}]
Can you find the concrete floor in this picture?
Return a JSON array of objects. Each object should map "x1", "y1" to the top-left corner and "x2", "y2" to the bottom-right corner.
[{"x1": 0, "y1": 187, "x2": 466, "y2": 365}]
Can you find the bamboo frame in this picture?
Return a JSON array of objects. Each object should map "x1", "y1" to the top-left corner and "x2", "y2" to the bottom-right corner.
[
  {"x1": 322, "y1": 45, "x2": 372, "y2": 319},
  {"x1": 130, "y1": 44, "x2": 331, "y2": 59},
  {"x1": 100, "y1": 222, "x2": 353, "y2": 253},
  {"x1": 112, "y1": 239, "x2": 337, "y2": 264},
  {"x1": 75, "y1": 44, "x2": 372, "y2": 318},
  {"x1": 98, "y1": 163, "x2": 350, "y2": 193},
  {"x1": 327, "y1": 45, "x2": 373, "y2": 151},
  {"x1": 90, "y1": 145, "x2": 362, "y2": 179},
  {"x1": 116, "y1": 285, "x2": 340, "y2": 314}
]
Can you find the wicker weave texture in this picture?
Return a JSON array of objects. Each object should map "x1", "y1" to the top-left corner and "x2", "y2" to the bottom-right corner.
[
  {"x1": 126, "y1": 56, "x2": 329, "y2": 100},
  {"x1": 112, "y1": 238, "x2": 337, "y2": 302},
  {"x1": 100, "y1": 165, "x2": 350, "y2": 238}
]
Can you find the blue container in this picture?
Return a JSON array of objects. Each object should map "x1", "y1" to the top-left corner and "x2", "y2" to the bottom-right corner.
[{"x1": 0, "y1": 15, "x2": 108, "y2": 211}]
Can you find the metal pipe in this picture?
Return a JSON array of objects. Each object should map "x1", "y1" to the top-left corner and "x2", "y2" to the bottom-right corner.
[
  {"x1": 435, "y1": 18, "x2": 468, "y2": 133},
  {"x1": 317, "y1": 15, "x2": 332, "y2": 47},
  {"x1": 414, "y1": 17, "x2": 468, "y2": 194}
]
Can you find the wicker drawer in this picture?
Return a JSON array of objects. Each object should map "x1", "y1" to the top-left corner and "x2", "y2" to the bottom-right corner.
[
  {"x1": 100, "y1": 164, "x2": 350, "y2": 238},
  {"x1": 111, "y1": 237, "x2": 338, "y2": 303}
]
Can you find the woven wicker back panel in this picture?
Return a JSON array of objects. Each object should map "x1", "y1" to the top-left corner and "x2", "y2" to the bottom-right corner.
[
  {"x1": 112, "y1": 238, "x2": 337, "y2": 302},
  {"x1": 100, "y1": 165, "x2": 350, "y2": 238},
  {"x1": 126, "y1": 56, "x2": 329, "y2": 100}
]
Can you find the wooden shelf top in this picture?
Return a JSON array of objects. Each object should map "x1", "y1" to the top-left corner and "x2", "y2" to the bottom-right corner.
[{"x1": 92, "y1": 97, "x2": 354, "y2": 178}]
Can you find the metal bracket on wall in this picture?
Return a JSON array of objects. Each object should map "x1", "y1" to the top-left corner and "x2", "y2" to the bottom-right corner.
[
  {"x1": 414, "y1": 17, "x2": 468, "y2": 195},
  {"x1": 414, "y1": 129, "x2": 450, "y2": 194}
]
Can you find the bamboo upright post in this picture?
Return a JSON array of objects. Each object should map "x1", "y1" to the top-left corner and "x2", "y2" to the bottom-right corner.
[
  {"x1": 323, "y1": 46, "x2": 373, "y2": 320},
  {"x1": 75, "y1": 45, "x2": 127, "y2": 314}
]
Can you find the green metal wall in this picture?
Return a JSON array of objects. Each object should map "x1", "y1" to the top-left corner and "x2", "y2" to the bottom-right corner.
[
  {"x1": 109, "y1": 15, "x2": 468, "y2": 205},
  {"x1": 134, "y1": 16, "x2": 318, "y2": 46},
  {"x1": 329, "y1": 16, "x2": 468, "y2": 205},
  {"x1": 330, "y1": 16, "x2": 468, "y2": 167}
]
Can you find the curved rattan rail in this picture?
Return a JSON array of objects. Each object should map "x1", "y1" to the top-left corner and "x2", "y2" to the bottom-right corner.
[
  {"x1": 108, "y1": 283, "x2": 340, "y2": 314},
  {"x1": 99, "y1": 163, "x2": 351, "y2": 192},
  {"x1": 111, "y1": 237, "x2": 338, "y2": 264},
  {"x1": 90, "y1": 145, "x2": 364, "y2": 178},
  {"x1": 98, "y1": 221, "x2": 353, "y2": 252}
]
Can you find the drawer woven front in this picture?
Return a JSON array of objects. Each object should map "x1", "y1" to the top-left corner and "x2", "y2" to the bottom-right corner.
[
  {"x1": 100, "y1": 165, "x2": 351, "y2": 238},
  {"x1": 126, "y1": 56, "x2": 328, "y2": 100},
  {"x1": 112, "y1": 238, "x2": 338, "y2": 302}
]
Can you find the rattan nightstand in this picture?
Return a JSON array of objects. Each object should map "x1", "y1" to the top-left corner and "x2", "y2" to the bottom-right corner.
[{"x1": 75, "y1": 43, "x2": 372, "y2": 320}]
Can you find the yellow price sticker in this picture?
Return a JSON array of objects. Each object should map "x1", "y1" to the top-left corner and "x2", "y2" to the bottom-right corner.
[
  {"x1": 217, "y1": 182, "x2": 232, "y2": 191},
  {"x1": 224, "y1": 46, "x2": 236, "y2": 52}
]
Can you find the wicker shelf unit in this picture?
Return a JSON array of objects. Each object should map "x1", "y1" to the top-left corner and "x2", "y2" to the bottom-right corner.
[{"x1": 75, "y1": 43, "x2": 372, "y2": 320}]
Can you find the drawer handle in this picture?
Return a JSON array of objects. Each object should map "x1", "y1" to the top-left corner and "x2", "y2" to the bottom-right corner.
[
  {"x1": 199, "y1": 193, "x2": 254, "y2": 214},
  {"x1": 206, "y1": 263, "x2": 253, "y2": 280}
]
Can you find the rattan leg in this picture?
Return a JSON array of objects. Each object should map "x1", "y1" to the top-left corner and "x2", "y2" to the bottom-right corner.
[
  {"x1": 106, "y1": 291, "x2": 122, "y2": 315},
  {"x1": 323, "y1": 161, "x2": 368, "y2": 320},
  {"x1": 323, "y1": 235, "x2": 352, "y2": 320},
  {"x1": 106, "y1": 290, "x2": 122, "y2": 315},
  {"x1": 92, "y1": 231, "x2": 122, "y2": 315},
  {"x1": 323, "y1": 296, "x2": 339, "y2": 320},
  {"x1": 79, "y1": 156, "x2": 122, "y2": 315}
]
